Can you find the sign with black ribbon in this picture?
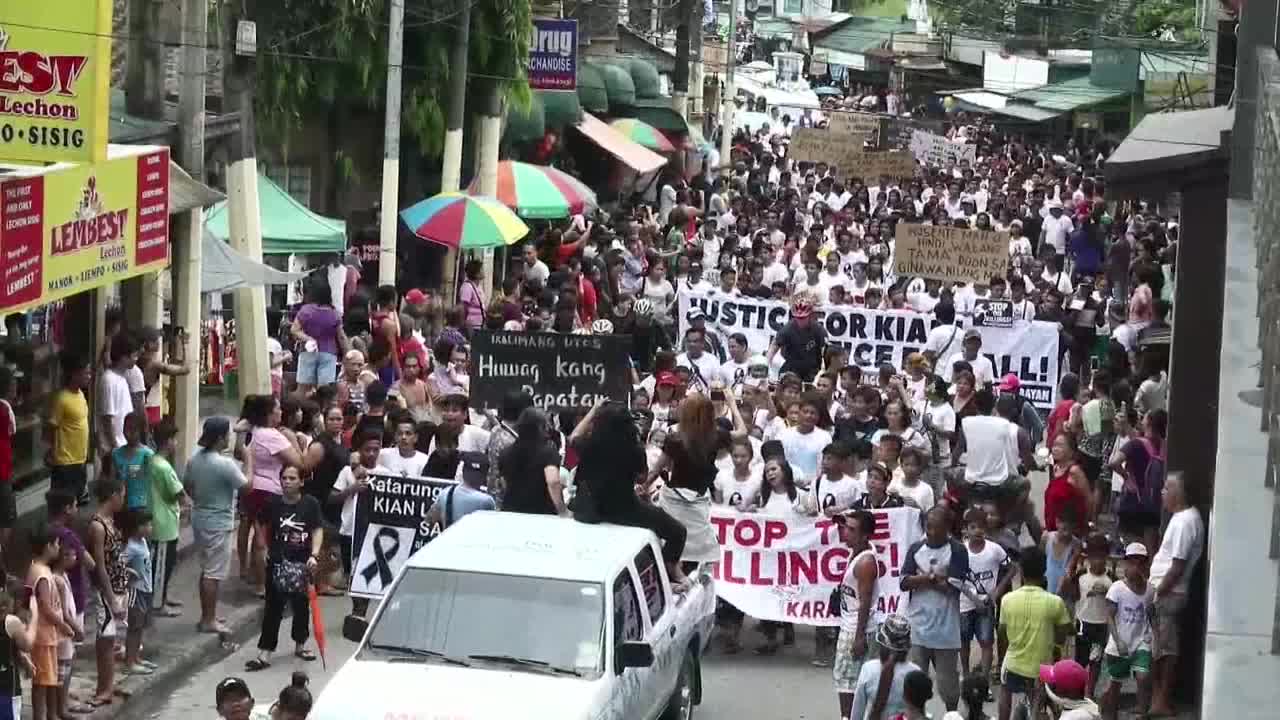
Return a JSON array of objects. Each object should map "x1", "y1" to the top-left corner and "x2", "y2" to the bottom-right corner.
[
  {"x1": 350, "y1": 471, "x2": 458, "y2": 599},
  {"x1": 470, "y1": 330, "x2": 633, "y2": 410},
  {"x1": 973, "y1": 299, "x2": 1014, "y2": 328}
]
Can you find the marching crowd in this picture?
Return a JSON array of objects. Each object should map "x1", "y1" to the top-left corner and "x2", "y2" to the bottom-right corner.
[{"x1": 0, "y1": 112, "x2": 1201, "y2": 720}]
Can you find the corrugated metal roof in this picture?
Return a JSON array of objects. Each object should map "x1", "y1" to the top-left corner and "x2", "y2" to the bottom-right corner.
[
  {"x1": 951, "y1": 92, "x2": 1064, "y2": 123},
  {"x1": 1010, "y1": 76, "x2": 1130, "y2": 112},
  {"x1": 812, "y1": 17, "x2": 916, "y2": 55}
]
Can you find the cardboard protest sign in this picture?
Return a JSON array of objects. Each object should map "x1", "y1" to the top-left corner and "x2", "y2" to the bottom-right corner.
[
  {"x1": 839, "y1": 151, "x2": 918, "y2": 181},
  {"x1": 893, "y1": 223, "x2": 1008, "y2": 286},
  {"x1": 828, "y1": 111, "x2": 882, "y2": 142},
  {"x1": 350, "y1": 472, "x2": 458, "y2": 599},
  {"x1": 974, "y1": 299, "x2": 1014, "y2": 328},
  {"x1": 709, "y1": 507, "x2": 922, "y2": 626},
  {"x1": 470, "y1": 330, "x2": 633, "y2": 410},
  {"x1": 678, "y1": 288, "x2": 1062, "y2": 410},
  {"x1": 788, "y1": 127, "x2": 863, "y2": 168},
  {"x1": 908, "y1": 129, "x2": 976, "y2": 167}
]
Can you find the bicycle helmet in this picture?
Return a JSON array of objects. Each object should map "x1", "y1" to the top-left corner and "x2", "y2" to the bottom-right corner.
[
  {"x1": 591, "y1": 319, "x2": 614, "y2": 335},
  {"x1": 633, "y1": 298, "x2": 654, "y2": 317}
]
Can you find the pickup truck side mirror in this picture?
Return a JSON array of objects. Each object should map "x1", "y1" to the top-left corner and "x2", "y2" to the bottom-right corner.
[
  {"x1": 616, "y1": 641, "x2": 654, "y2": 673},
  {"x1": 343, "y1": 614, "x2": 370, "y2": 643}
]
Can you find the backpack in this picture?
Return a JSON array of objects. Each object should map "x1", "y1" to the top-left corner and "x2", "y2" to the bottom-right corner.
[{"x1": 1119, "y1": 438, "x2": 1164, "y2": 514}]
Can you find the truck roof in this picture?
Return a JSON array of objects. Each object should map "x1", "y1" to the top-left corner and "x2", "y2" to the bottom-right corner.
[{"x1": 405, "y1": 511, "x2": 658, "y2": 582}]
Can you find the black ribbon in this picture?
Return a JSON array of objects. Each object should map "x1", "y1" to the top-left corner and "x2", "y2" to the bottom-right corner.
[{"x1": 360, "y1": 527, "x2": 400, "y2": 588}]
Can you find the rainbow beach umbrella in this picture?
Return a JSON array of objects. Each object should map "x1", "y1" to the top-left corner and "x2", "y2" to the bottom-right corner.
[
  {"x1": 610, "y1": 118, "x2": 677, "y2": 153},
  {"x1": 468, "y1": 161, "x2": 597, "y2": 219},
  {"x1": 399, "y1": 192, "x2": 529, "y2": 250}
]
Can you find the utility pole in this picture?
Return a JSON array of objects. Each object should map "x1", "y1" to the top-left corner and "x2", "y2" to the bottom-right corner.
[
  {"x1": 226, "y1": 0, "x2": 271, "y2": 399},
  {"x1": 718, "y1": 0, "x2": 737, "y2": 175},
  {"x1": 672, "y1": 0, "x2": 691, "y2": 119},
  {"x1": 172, "y1": 0, "x2": 209, "y2": 464},
  {"x1": 439, "y1": 0, "x2": 471, "y2": 301},
  {"x1": 378, "y1": 0, "x2": 404, "y2": 287}
]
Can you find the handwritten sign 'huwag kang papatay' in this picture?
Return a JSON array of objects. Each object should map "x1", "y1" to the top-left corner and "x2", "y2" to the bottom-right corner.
[
  {"x1": 893, "y1": 223, "x2": 1008, "y2": 286},
  {"x1": 470, "y1": 331, "x2": 633, "y2": 410}
]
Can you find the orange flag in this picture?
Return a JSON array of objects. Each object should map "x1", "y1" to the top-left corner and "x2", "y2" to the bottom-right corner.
[{"x1": 309, "y1": 585, "x2": 328, "y2": 670}]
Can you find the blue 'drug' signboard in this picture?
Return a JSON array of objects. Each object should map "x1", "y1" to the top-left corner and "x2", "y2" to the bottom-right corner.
[{"x1": 529, "y1": 18, "x2": 578, "y2": 90}]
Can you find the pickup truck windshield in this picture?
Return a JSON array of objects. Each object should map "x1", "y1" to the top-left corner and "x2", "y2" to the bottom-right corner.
[{"x1": 365, "y1": 568, "x2": 605, "y2": 677}]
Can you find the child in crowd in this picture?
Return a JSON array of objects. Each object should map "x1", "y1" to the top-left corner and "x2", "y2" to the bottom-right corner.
[
  {"x1": 331, "y1": 431, "x2": 389, "y2": 618},
  {"x1": 27, "y1": 526, "x2": 71, "y2": 720},
  {"x1": 147, "y1": 419, "x2": 187, "y2": 616},
  {"x1": 107, "y1": 413, "x2": 155, "y2": 511},
  {"x1": 53, "y1": 537, "x2": 88, "y2": 716},
  {"x1": 120, "y1": 509, "x2": 156, "y2": 677},
  {"x1": 1073, "y1": 532, "x2": 1114, "y2": 695},
  {"x1": 959, "y1": 508, "x2": 1009, "y2": 681},
  {"x1": 1043, "y1": 506, "x2": 1082, "y2": 600},
  {"x1": 1102, "y1": 543, "x2": 1154, "y2": 720},
  {"x1": 0, "y1": 584, "x2": 37, "y2": 720},
  {"x1": 890, "y1": 446, "x2": 935, "y2": 511}
]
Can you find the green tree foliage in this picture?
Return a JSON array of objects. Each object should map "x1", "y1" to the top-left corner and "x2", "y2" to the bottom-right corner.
[
  {"x1": 1132, "y1": 0, "x2": 1198, "y2": 39},
  {"x1": 251, "y1": 0, "x2": 531, "y2": 156}
]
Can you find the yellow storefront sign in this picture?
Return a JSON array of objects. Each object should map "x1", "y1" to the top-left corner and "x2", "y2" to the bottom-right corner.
[
  {"x1": 0, "y1": 147, "x2": 170, "y2": 312},
  {"x1": 0, "y1": 2, "x2": 113, "y2": 164}
]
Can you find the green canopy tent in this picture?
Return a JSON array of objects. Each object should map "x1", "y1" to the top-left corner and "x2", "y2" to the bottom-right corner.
[{"x1": 204, "y1": 175, "x2": 346, "y2": 255}]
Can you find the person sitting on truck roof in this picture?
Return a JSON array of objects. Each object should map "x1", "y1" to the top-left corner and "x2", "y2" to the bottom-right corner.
[{"x1": 569, "y1": 400, "x2": 690, "y2": 590}]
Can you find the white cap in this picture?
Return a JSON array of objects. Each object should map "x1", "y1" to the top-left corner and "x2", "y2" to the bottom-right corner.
[{"x1": 1124, "y1": 542, "x2": 1149, "y2": 558}]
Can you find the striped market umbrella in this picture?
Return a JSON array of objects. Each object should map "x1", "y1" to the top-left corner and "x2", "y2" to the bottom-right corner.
[
  {"x1": 610, "y1": 118, "x2": 678, "y2": 153},
  {"x1": 468, "y1": 161, "x2": 598, "y2": 219},
  {"x1": 399, "y1": 192, "x2": 529, "y2": 250}
]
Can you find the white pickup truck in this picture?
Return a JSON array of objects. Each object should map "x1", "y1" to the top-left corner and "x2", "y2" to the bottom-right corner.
[{"x1": 312, "y1": 511, "x2": 717, "y2": 720}]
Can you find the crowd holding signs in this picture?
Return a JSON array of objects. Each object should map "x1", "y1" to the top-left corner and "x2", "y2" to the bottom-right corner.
[
  {"x1": 908, "y1": 129, "x2": 978, "y2": 167},
  {"x1": 470, "y1": 330, "x2": 633, "y2": 410},
  {"x1": 893, "y1": 223, "x2": 1008, "y2": 285},
  {"x1": 710, "y1": 507, "x2": 922, "y2": 626},
  {"x1": 677, "y1": 289, "x2": 1061, "y2": 410}
]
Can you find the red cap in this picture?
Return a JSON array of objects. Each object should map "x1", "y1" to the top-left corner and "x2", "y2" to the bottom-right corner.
[
  {"x1": 1039, "y1": 660, "x2": 1089, "y2": 696},
  {"x1": 998, "y1": 373, "x2": 1020, "y2": 393},
  {"x1": 405, "y1": 288, "x2": 428, "y2": 305},
  {"x1": 656, "y1": 371, "x2": 678, "y2": 387}
]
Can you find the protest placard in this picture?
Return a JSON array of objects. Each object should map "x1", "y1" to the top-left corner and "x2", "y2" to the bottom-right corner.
[
  {"x1": 828, "y1": 111, "x2": 882, "y2": 142},
  {"x1": 881, "y1": 117, "x2": 947, "y2": 150},
  {"x1": 788, "y1": 127, "x2": 863, "y2": 167},
  {"x1": 838, "y1": 150, "x2": 918, "y2": 181},
  {"x1": 908, "y1": 129, "x2": 977, "y2": 166},
  {"x1": 677, "y1": 288, "x2": 1061, "y2": 410},
  {"x1": 893, "y1": 223, "x2": 1008, "y2": 286},
  {"x1": 709, "y1": 507, "x2": 922, "y2": 626},
  {"x1": 470, "y1": 330, "x2": 633, "y2": 410},
  {"x1": 350, "y1": 472, "x2": 458, "y2": 599},
  {"x1": 974, "y1": 299, "x2": 1014, "y2": 328}
]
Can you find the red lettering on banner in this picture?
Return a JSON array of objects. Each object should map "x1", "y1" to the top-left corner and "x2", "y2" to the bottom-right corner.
[
  {"x1": 876, "y1": 595, "x2": 900, "y2": 614},
  {"x1": 722, "y1": 551, "x2": 745, "y2": 584},
  {"x1": 710, "y1": 514, "x2": 734, "y2": 544},
  {"x1": 816, "y1": 518, "x2": 839, "y2": 544},
  {"x1": 764, "y1": 520, "x2": 787, "y2": 547},
  {"x1": 871, "y1": 511, "x2": 891, "y2": 540},
  {"x1": 749, "y1": 553, "x2": 772, "y2": 586},
  {"x1": 784, "y1": 600, "x2": 832, "y2": 619},
  {"x1": 872, "y1": 541, "x2": 903, "y2": 578},
  {"x1": 790, "y1": 550, "x2": 818, "y2": 584},
  {"x1": 735, "y1": 518, "x2": 761, "y2": 546},
  {"x1": 820, "y1": 547, "x2": 847, "y2": 583}
]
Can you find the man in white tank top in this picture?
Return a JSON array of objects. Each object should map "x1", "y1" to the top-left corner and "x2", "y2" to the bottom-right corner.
[{"x1": 831, "y1": 509, "x2": 882, "y2": 719}]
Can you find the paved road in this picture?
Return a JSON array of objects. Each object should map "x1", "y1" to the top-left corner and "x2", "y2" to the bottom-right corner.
[{"x1": 141, "y1": 472, "x2": 1061, "y2": 719}]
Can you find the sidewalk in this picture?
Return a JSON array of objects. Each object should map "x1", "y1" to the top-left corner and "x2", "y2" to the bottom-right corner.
[{"x1": 61, "y1": 523, "x2": 266, "y2": 720}]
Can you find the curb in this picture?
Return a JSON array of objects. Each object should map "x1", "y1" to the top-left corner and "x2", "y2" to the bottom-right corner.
[{"x1": 86, "y1": 590, "x2": 265, "y2": 720}]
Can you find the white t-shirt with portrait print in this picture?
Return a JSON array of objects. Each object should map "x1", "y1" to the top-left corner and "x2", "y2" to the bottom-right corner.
[
  {"x1": 714, "y1": 468, "x2": 764, "y2": 510},
  {"x1": 1105, "y1": 580, "x2": 1154, "y2": 657},
  {"x1": 808, "y1": 473, "x2": 864, "y2": 515},
  {"x1": 777, "y1": 426, "x2": 832, "y2": 482},
  {"x1": 958, "y1": 539, "x2": 1008, "y2": 613}
]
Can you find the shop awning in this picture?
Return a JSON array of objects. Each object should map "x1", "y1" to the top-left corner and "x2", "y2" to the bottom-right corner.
[
  {"x1": 598, "y1": 62, "x2": 637, "y2": 108},
  {"x1": 577, "y1": 63, "x2": 609, "y2": 114},
  {"x1": 201, "y1": 232, "x2": 307, "y2": 293},
  {"x1": 204, "y1": 175, "x2": 346, "y2": 255},
  {"x1": 504, "y1": 93, "x2": 547, "y2": 144},
  {"x1": 540, "y1": 89, "x2": 583, "y2": 130},
  {"x1": 573, "y1": 112, "x2": 667, "y2": 174},
  {"x1": 625, "y1": 97, "x2": 689, "y2": 134},
  {"x1": 169, "y1": 162, "x2": 225, "y2": 214},
  {"x1": 1007, "y1": 76, "x2": 1131, "y2": 113}
]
